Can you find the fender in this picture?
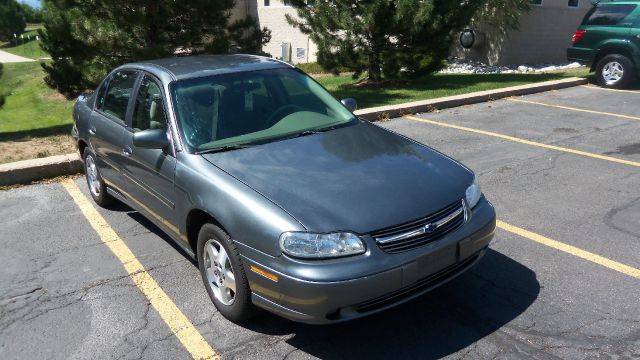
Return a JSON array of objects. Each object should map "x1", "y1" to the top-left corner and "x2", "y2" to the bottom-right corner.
[{"x1": 173, "y1": 153, "x2": 306, "y2": 257}]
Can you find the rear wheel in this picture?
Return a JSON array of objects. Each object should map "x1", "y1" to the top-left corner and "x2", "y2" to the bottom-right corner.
[
  {"x1": 595, "y1": 54, "x2": 635, "y2": 89},
  {"x1": 83, "y1": 148, "x2": 115, "y2": 207},
  {"x1": 197, "y1": 223, "x2": 259, "y2": 323}
]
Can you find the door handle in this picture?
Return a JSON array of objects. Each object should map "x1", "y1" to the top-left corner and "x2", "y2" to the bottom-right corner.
[
  {"x1": 88, "y1": 127, "x2": 97, "y2": 135},
  {"x1": 123, "y1": 146, "x2": 133, "y2": 157}
]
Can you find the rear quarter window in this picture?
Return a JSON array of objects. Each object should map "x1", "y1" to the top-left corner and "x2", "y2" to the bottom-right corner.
[{"x1": 582, "y1": 4, "x2": 637, "y2": 26}]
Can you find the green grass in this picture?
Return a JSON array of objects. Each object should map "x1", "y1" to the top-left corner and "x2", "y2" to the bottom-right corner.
[
  {"x1": 316, "y1": 69, "x2": 590, "y2": 109},
  {"x1": 1, "y1": 29, "x2": 48, "y2": 59},
  {"x1": 0, "y1": 59, "x2": 587, "y2": 141},
  {"x1": 0, "y1": 62, "x2": 74, "y2": 140}
]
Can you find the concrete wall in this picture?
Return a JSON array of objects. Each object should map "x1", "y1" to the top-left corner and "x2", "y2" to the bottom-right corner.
[
  {"x1": 230, "y1": 0, "x2": 249, "y2": 22},
  {"x1": 237, "y1": 0, "x2": 317, "y2": 63},
  {"x1": 454, "y1": 0, "x2": 592, "y2": 65},
  {"x1": 255, "y1": 0, "x2": 317, "y2": 63}
]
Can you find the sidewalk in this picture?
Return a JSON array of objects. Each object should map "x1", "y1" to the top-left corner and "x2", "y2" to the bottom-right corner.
[{"x1": 0, "y1": 49, "x2": 35, "y2": 63}]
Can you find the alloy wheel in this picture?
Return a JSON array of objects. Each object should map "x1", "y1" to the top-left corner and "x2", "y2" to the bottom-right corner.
[
  {"x1": 602, "y1": 61, "x2": 624, "y2": 86},
  {"x1": 85, "y1": 156, "x2": 101, "y2": 197},
  {"x1": 203, "y1": 239, "x2": 236, "y2": 306}
]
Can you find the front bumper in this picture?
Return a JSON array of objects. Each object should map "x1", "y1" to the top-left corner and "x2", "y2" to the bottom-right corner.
[{"x1": 240, "y1": 197, "x2": 496, "y2": 324}]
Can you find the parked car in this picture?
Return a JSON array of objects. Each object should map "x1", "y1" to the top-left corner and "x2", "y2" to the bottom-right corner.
[
  {"x1": 72, "y1": 55, "x2": 496, "y2": 324},
  {"x1": 568, "y1": 0, "x2": 640, "y2": 88}
]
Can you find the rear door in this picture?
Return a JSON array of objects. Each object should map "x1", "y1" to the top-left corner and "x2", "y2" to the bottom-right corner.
[
  {"x1": 121, "y1": 74, "x2": 178, "y2": 234},
  {"x1": 89, "y1": 69, "x2": 140, "y2": 191}
]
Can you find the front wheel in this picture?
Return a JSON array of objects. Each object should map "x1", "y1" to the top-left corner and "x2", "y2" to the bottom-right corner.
[
  {"x1": 197, "y1": 223, "x2": 259, "y2": 323},
  {"x1": 595, "y1": 54, "x2": 636, "y2": 89}
]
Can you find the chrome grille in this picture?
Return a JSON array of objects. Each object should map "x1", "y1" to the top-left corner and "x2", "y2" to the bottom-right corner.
[{"x1": 372, "y1": 199, "x2": 466, "y2": 253}]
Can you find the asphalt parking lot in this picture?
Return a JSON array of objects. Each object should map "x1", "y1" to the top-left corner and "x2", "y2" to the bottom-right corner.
[{"x1": 1, "y1": 84, "x2": 639, "y2": 359}]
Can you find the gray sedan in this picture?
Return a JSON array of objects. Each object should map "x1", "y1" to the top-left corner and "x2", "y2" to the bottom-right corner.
[{"x1": 72, "y1": 55, "x2": 496, "y2": 324}]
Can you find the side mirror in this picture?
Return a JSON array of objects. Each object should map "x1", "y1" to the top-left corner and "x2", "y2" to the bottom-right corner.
[
  {"x1": 341, "y1": 98, "x2": 357, "y2": 112},
  {"x1": 133, "y1": 129, "x2": 169, "y2": 149}
]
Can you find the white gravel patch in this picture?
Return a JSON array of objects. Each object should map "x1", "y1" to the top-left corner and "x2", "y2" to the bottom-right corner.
[{"x1": 440, "y1": 57, "x2": 583, "y2": 74}]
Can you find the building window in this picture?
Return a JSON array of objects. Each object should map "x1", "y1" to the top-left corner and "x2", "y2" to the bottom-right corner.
[
  {"x1": 530, "y1": 0, "x2": 542, "y2": 5},
  {"x1": 264, "y1": 0, "x2": 269, "y2": 6},
  {"x1": 568, "y1": 0, "x2": 579, "y2": 7}
]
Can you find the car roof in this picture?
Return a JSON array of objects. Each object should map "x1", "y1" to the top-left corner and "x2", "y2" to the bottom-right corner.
[{"x1": 125, "y1": 54, "x2": 293, "y2": 82}]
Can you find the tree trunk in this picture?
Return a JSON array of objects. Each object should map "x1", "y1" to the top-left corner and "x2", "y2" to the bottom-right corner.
[{"x1": 367, "y1": 50, "x2": 382, "y2": 81}]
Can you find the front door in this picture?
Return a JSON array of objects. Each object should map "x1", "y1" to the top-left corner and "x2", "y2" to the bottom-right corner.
[
  {"x1": 89, "y1": 70, "x2": 140, "y2": 191},
  {"x1": 121, "y1": 75, "x2": 178, "y2": 235},
  {"x1": 631, "y1": 18, "x2": 640, "y2": 74}
]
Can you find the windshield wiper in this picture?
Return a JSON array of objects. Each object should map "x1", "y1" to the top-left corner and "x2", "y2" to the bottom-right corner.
[
  {"x1": 196, "y1": 144, "x2": 252, "y2": 155},
  {"x1": 286, "y1": 126, "x2": 343, "y2": 140},
  {"x1": 280, "y1": 130, "x2": 322, "y2": 141}
]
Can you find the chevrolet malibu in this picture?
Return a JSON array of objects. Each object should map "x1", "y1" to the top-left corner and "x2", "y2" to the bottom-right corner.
[{"x1": 72, "y1": 55, "x2": 496, "y2": 324}]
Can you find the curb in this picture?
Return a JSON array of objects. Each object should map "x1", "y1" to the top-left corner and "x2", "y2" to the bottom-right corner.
[
  {"x1": 354, "y1": 77, "x2": 588, "y2": 121},
  {"x1": 0, "y1": 76, "x2": 587, "y2": 187},
  {"x1": 0, "y1": 153, "x2": 83, "y2": 186}
]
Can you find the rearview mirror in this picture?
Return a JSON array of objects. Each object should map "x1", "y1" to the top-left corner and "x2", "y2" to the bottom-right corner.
[
  {"x1": 341, "y1": 98, "x2": 357, "y2": 112},
  {"x1": 133, "y1": 129, "x2": 169, "y2": 149}
]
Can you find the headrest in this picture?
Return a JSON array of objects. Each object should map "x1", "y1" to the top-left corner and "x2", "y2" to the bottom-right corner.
[{"x1": 178, "y1": 85, "x2": 217, "y2": 107}]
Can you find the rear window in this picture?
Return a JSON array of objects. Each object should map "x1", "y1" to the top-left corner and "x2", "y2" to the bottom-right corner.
[{"x1": 582, "y1": 4, "x2": 637, "y2": 26}]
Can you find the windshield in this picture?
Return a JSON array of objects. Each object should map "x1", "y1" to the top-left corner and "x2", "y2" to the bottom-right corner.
[{"x1": 171, "y1": 68, "x2": 357, "y2": 152}]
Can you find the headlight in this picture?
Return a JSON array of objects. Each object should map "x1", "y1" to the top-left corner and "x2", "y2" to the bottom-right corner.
[
  {"x1": 465, "y1": 175, "x2": 482, "y2": 209},
  {"x1": 279, "y1": 232, "x2": 366, "y2": 259}
]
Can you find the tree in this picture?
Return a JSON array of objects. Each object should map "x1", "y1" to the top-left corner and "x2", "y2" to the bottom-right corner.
[
  {"x1": 19, "y1": 2, "x2": 43, "y2": 23},
  {"x1": 286, "y1": 0, "x2": 529, "y2": 81},
  {"x1": 40, "y1": 0, "x2": 271, "y2": 97},
  {"x1": 475, "y1": 0, "x2": 531, "y2": 35},
  {"x1": 0, "y1": 0, "x2": 26, "y2": 42}
]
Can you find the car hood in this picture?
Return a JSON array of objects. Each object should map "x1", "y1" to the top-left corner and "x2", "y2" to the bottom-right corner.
[{"x1": 201, "y1": 121, "x2": 473, "y2": 234}]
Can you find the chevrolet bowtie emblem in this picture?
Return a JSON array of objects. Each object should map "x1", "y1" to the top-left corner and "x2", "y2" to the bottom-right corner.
[{"x1": 423, "y1": 223, "x2": 438, "y2": 234}]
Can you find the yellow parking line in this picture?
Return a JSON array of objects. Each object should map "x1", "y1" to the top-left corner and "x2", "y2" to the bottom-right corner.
[
  {"x1": 497, "y1": 220, "x2": 640, "y2": 280},
  {"x1": 507, "y1": 97, "x2": 640, "y2": 121},
  {"x1": 581, "y1": 85, "x2": 640, "y2": 94},
  {"x1": 61, "y1": 179, "x2": 219, "y2": 360},
  {"x1": 403, "y1": 115, "x2": 640, "y2": 168}
]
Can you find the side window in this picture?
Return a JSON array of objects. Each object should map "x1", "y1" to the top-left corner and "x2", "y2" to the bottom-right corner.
[
  {"x1": 95, "y1": 79, "x2": 109, "y2": 110},
  {"x1": 582, "y1": 4, "x2": 637, "y2": 26},
  {"x1": 132, "y1": 76, "x2": 167, "y2": 132},
  {"x1": 102, "y1": 70, "x2": 138, "y2": 121}
]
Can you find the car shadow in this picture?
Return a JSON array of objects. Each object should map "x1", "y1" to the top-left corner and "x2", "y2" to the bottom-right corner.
[
  {"x1": 106, "y1": 202, "x2": 197, "y2": 266},
  {"x1": 243, "y1": 249, "x2": 539, "y2": 359},
  {"x1": 105, "y1": 202, "x2": 539, "y2": 359}
]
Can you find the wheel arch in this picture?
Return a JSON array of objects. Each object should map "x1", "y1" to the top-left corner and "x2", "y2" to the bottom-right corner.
[
  {"x1": 78, "y1": 139, "x2": 89, "y2": 158},
  {"x1": 185, "y1": 208, "x2": 228, "y2": 255},
  {"x1": 592, "y1": 46, "x2": 636, "y2": 72}
]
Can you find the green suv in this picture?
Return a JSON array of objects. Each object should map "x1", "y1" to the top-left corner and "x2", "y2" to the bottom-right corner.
[{"x1": 567, "y1": 1, "x2": 640, "y2": 88}]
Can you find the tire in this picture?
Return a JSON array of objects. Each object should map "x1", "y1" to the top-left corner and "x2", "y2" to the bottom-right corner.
[
  {"x1": 595, "y1": 54, "x2": 636, "y2": 89},
  {"x1": 197, "y1": 223, "x2": 259, "y2": 323},
  {"x1": 83, "y1": 148, "x2": 115, "y2": 207}
]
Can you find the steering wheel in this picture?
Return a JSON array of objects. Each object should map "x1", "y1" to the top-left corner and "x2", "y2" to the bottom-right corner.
[{"x1": 266, "y1": 104, "x2": 306, "y2": 126}]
